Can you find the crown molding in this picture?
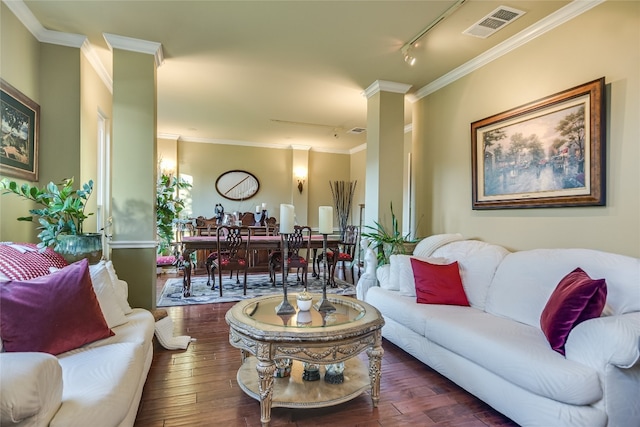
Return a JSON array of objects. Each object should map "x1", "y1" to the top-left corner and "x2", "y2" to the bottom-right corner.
[
  {"x1": 157, "y1": 133, "x2": 181, "y2": 141},
  {"x1": 413, "y1": 0, "x2": 605, "y2": 100},
  {"x1": 364, "y1": 80, "x2": 412, "y2": 98},
  {"x1": 3, "y1": 0, "x2": 85, "y2": 47},
  {"x1": 80, "y1": 40, "x2": 113, "y2": 93},
  {"x1": 290, "y1": 145, "x2": 311, "y2": 151},
  {"x1": 178, "y1": 135, "x2": 288, "y2": 150},
  {"x1": 103, "y1": 33, "x2": 164, "y2": 67},
  {"x1": 4, "y1": 0, "x2": 113, "y2": 91},
  {"x1": 350, "y1": 143, "x2": 366, "y2": 154}
]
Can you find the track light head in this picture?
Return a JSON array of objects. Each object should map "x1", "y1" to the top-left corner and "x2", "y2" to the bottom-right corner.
[{"x1": 401, "y1": 45, "x2": 416, "y2": 66}]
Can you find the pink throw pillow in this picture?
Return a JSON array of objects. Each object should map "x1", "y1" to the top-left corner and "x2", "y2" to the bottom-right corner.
[
  {"x1": 411, "y1": 258, "x2": 470, "y2": 306},
  {"x1": 0, "y1": 243, "x2": 68, "y2": 280},
  {"x1": 540, "y1": 267, "x2": 607, "y2": 355},
  {"x1": 0, "y1": 259, "x2": 114, "y2": 355}
]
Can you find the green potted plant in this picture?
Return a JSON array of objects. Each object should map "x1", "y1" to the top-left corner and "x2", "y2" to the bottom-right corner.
[
  {"x1": 0, "y1": 176, "x2": 102, "y2": 263},
  {"x1": 361, "y1": 202, "x2": 420, "y2": 265},
  {"x1": 156, "y1": 173, "x2": 191, "y2": 255}
]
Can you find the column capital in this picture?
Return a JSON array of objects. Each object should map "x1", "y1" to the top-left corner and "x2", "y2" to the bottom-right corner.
[
  {"x1": 104, "y1": 33, "x2": 164, "y2": 67},
  {"x1": 364, "y1": 80, "x2": 412, "y2": 98}
]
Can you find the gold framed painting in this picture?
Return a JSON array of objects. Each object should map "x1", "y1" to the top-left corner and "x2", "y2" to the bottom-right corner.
[{"x1": 471, "y1": 78, "x2": 605, "y2": 209}]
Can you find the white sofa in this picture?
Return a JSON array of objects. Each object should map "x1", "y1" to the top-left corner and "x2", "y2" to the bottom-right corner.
[
  {"x1": 357, "y1": 235, "x2": 640, "y2": 427},
  {"x1": 0, "y1": 250, "x2": 155, "y2": 427}
]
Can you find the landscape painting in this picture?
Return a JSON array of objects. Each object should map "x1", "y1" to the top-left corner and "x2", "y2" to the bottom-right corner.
[
  {"x1": 1, "y1": 79, "x2": 39, "y2": 181},
  {"x1": 471, "y1": 78, "x2": 605, "y2": 209}
]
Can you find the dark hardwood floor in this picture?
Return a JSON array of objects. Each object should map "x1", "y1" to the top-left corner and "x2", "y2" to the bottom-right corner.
[{"x1": 134, "y1": 273, "x2": 519, "y2": 427}]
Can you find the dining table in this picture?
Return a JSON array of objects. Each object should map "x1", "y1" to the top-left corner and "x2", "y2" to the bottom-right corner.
[{"x1": 179, "y1": 234, "x2": 341, "y2": 297}]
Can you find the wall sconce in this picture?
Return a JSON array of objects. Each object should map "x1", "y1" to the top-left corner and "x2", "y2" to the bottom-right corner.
[
  {"x1": 294, "y1": 167, "x2": 307, "y2": 194},
  {"x1": 159, "y1": 158, "x2": 176, "y2": 177}
]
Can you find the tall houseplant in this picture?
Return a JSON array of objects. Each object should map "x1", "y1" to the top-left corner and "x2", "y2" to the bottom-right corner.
[
  {"x1": 156, "y1": 173, "x2": 191, "y2": 254},
  {"x1": 0, "y1": 177, "x2": 102, "y2": 263},
  {"x1": 361, "y1": 202, "x2": 419, "y2": 265}
]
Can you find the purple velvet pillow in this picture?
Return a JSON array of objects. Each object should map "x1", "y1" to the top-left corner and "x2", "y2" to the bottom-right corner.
[
  {"x1": 0, "y1": 258, "x2": 114, "y2": 355},
  {"x1": 540, "y1": 267, "x2": 607, "y2": 355}
]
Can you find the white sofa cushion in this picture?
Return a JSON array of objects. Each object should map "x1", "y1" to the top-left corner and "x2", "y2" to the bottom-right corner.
[
  {"x1": 413, "y1": 233, "x2": 464, "y2": 258},
  {"x1": 424, "y1": 306, "x2": 603, "y2": 405},
  {"x1": 0, "y1": 352, "x2": 62, "y2": 426},
  {"x1": 366, "y1": 287, "x2": 433, "y2": 337},
  {"x1": 105, "y1": 261, "x2": 133, "y2": 314},
  {"x1": 88, "y1": 262, "x2": 128, "y2": 329},
  {"x1": 52, "y1": 342, "x2": 146, "y2": 427},
  {"x1": 431, "y1": 240, "x2": 509, "y2": 310},
  {"x1": 485, "y1": 249, "x2": 640, "y2": 328},
  {"x1": 390, "y1": 254, "x2": 447, "y2": 296}
]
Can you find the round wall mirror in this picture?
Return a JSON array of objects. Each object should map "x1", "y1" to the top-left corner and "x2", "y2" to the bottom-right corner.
[{"x1": 215, "y1": 170, "x2": 260, "y2": 201}]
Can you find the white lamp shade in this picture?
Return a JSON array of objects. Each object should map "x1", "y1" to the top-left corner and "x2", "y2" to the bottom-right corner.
[
  {"x1": 279, "y1": 204, "x2": 295, "y2": 234},
  {"x1": 318, "y1": 206, "x2": 333, "y2": 234}
]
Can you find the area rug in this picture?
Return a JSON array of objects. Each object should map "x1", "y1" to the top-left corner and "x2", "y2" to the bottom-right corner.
[{"x1": 157, "y1": 273, "x2": 355, "y2": 307}]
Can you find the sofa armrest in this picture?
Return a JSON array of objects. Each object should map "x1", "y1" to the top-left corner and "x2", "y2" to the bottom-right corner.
[
  {"x1": 565, "y1": 312, "x2": 640, "y2": 370},
  {"x1": 0, "y1": 352, "x2": 63, "y2": 426}
]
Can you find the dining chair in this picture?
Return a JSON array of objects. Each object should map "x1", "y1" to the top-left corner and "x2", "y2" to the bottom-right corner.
[
  {"x1": 211, "y1": 225, "x2": 251, "y2": 296},
  {"x1": 269, "y1": 225, "x2": 311, "y2": 288},
  {"x1": 323, "y1": 225, "x2": 359, "y2": 284}
]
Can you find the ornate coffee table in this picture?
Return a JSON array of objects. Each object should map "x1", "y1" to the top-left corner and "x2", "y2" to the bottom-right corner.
[{"x1": 225, "y1": 293, "x2": 385, "y2": 427}]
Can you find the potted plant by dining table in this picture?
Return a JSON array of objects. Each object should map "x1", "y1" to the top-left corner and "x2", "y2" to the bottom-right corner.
[
  {"x1": 0, "y1": 176, "x2": 102, "y2": 264},
  {"x1": 156, "y1": 173, "x2": 191, "y2": 256}
]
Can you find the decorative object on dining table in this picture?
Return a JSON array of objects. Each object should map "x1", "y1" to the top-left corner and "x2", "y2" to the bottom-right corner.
[
  {"x1": 314, "y1": 206, "x2": 336, "y2": 312},
  {"x1": 275, "y1": 204, "x2": 296, "y2": 315},
  {"x1": 324, "y1": 362, "x2": 345, "y2": 384},
  {"x1": 329, "y1": 180, "x2": 357, "y2": 240},
  {"x1": 214, "y1": 203, "x2": 224, "y2": 223},
  {"x1": 253, "y1": 206, "x2": 268, "y2": 226}
]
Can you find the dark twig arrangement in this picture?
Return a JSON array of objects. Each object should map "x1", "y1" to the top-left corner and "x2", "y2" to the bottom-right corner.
[{"x1": 329, "y1": 180, "x2": 357, "y2": 240}]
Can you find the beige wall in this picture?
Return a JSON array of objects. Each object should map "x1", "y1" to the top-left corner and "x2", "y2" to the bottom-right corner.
[
  {"x1": 414, "y1": 1, "x2": 639, "y2": 257},
  {"x1": 177, "y1": 141, "x2": 351, "y2": 230},
  {"x1": 0, "y1": 3, "x2": 41, "y2": 243},
  {"x1": 308, "y1": 150, "x2": 351, "y2": 230},
  {"x1": 179, "y1": 141, "x2": 290, "y2": 218}
]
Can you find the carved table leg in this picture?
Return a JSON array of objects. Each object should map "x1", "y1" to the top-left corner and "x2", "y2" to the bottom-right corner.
[
  {"x1": 256, "y1": 359, "x2": 276, "y2": 427},
  {"x1": 182, "y1": 249, "x2": 193, "y2": 297},
  {"x1": 367, "y1": 330, "x2": 384, "y2": 407},
  {"x1": 312, "y1": 248, "x2": 319, "y2": 278}
]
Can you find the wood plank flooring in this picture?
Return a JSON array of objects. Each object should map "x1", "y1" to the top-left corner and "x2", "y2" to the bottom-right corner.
[{"x1": 134, "y1": 273, "x2": 519, "y2": 427}]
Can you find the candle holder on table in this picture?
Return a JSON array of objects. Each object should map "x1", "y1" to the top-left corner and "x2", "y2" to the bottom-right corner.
[
  {"x1": 275, "y1": 235, "x2": 296, "y2": 315},
  {"x1": 314, "y1": 233, "x2": 336, "y2": 313}
]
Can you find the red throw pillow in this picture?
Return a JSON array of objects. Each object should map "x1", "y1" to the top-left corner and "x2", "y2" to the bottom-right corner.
[
  {"x1": 0, "y1": 258, "x2": 114, "y2": 355},
  {"x1": 0, "y1": 243, "x2": 68, "y2": 280},
  {"x1": 540, "y1": 267, "x2": 607, "y2": 355},
  {"x1": 410, "y1": 258, "x2": 470, "y2": 306}
]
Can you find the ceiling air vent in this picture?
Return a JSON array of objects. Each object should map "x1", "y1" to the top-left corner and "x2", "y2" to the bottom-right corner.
[
  {"x1": 463, "y1": 6, "x2": 525, "y2": 39},
  {"x1": 347, "y1": 127, "x2": 366, "y2": 134}
]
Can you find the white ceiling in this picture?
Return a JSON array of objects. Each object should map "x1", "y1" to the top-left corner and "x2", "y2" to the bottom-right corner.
[{"x1": 12, "y1": 0, "x2": 580, "y2": 152}]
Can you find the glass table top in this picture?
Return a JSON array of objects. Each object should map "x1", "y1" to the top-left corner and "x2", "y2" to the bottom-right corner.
[{"x1": 242, "y1": 293, "x2": 366, "y2": 328}]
